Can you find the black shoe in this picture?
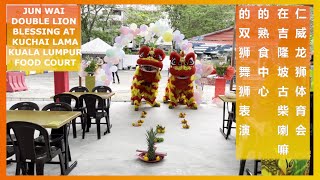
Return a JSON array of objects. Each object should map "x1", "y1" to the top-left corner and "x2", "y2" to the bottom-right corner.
[
  {"x1": 118, "y1": 82, "x2": 120, "y2": 84},
  {"x1": 113, "y1": 81, "x2": 115, "y2": 83}
]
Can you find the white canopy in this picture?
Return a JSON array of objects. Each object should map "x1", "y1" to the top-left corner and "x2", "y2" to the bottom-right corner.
[{"x1": 81, "y1": 38, "x2": 112, "y2": 54}]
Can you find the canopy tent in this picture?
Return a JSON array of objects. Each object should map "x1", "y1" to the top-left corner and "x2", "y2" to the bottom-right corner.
[{"x1": 81, "y1": 38, "x2": 112, "y2": 55}]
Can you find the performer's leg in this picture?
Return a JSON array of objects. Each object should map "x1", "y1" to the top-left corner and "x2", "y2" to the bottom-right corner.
[
  {"x1": 145, "y1": 95, "x2": 160, "y2": 107},
  {"x1": 163, "y1": 79, "x2": 170, "y2": 103},
  {"x1": 116, "y1": 71, "x2": 120, "y2": 84},
  {"x1": 112, "y1": 72, "x2": 115, "y2": 83},
  {"x1": 132, "y1": 95, "x2": 142, "y2": 111},
  {"x1": 131, "y1": 79, "x2": 141, "y2": 109},
  {"x1": 185, "y1": 91, "x2": 197, "y2": 109},
  {"x1": 178, "y1": 94, "x2": 187, "y2": 105},
  {"x1": 144, "y1": 82, "x2": 160, "y2": 107},
  {"x1": 169, "y1": 89, "x2": 179, "y2": 109},
  {"x1": 144, "y1": 86, "x2": 160, "y2": 107},
  {"x1": 163, "y1": 87, "x2": 170, "y2": 103}
]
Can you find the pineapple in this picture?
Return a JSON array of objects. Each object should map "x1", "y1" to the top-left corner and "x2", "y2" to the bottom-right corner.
[
  {"x1": 146, "y1": 128, "x2": 157, "y2": 161},
  {"x1": 261, "y1": 160, "x2": 283, "y2": 175}
]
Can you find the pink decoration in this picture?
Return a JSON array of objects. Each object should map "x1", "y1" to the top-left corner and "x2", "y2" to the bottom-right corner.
[
  {"x1": 126, "y1": 33, "x2": 134, "y2": 41},
  {"x1": 194, "y1": 91, "x2": 201, "y2": 105},
  {"x1": 101, "y1": 64, "x2": 108, "y2": 71},
  {"x1": 120, "y1": 26, "x2": 130, "y2": 35},
  {"x1": 115, "y1": 36, "x2": 122, "y2": 44},
  {"x1": 201, "y1": 64, "x2": 214, "y2": 77},
  {"x1": 140, "y1": 24, "x2": 148, "y2": 32},
  {"x1": 105, "y1": 79, "x2": 111, "y2": 86},
  {"x1": 104, "y1": 56, "x2": 111, "y2": 63},
  {"x1": 134, "y1": 28, "x2": 141, "y2": 36},
  {"x1": 181, "y1": 42, "x2": 189, "y2": 51},
  {"x1": 111, "y1": 57, "x2": 120, "y2": 65}
]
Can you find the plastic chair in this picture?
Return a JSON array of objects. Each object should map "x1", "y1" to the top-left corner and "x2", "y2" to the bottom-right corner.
[
  {"x1": 6, "y1": 145, "x2": 15, "y2": 165},
  {"x1": 79, "y1": 94, "x2": 111, "y2": 139},
  {"x1": 69, "y1": 86, "x2": 89, "y2": 92},
  {"x1": 7, "y1": 121, "x2": 65, "y2": 175},
  {"x1": 239, "y1": 160, "x2": 261, "y2": 175},
  {"x1": 91, "y1": 86, "x2": 112, "y2": 112},
  {"x1": 7, "y1": 102, "x2": 40, "y2": 163},
  {"x1": 54, "y1": 94, "x2": 86, "y2": 139},
  {"x1": 246, "y1": 169, "x2": 253, "y2": 176},
  {"x1": 92, "y1": 86, "x2": 112, "y2": 93},
  {"x1": 9, "y1": 102, "x2": 39, "y2": 111},
  {"x1": 35, "y1": 103, "x2": 73, "y2": 163}
]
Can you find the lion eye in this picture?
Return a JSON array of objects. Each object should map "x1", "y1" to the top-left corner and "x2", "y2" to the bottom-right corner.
[
  {"x1": 188, "y1": 58, "x2": 195, "y2": 66},
  {"x1": 139, "y1": 52, "x2": 144, "y2": 58},
  {"x1": 171, "y1": 59, "x2": 176, "y2": 66}
]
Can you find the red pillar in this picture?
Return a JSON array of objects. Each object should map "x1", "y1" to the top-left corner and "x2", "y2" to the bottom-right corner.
[{"x1": 54, "y1": 72, "x2": 69, "y2": 95}]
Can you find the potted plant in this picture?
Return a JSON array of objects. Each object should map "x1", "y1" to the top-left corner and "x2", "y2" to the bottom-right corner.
[
  {"x1": 213, "y1": 62, "x2": 235, "y2": 98},
  {"x1": 82, "y1": 56, "x2": 100, "y2": 91},
  {"x1": 215, "y1": 62, "x2": 229, "y2": 77}
]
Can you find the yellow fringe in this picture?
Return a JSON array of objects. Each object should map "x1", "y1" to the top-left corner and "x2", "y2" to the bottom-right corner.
[{"x1": 173, "y1": 66, "x2": 192, "y2": 71}]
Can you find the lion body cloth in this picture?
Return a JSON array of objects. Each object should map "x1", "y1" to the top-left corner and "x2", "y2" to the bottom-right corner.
[
  {"x1": 163, "y1": 51, "x2": 197, "y2": 109},
  {"x1": 131, "y1": 46, "x2": 165, "y2": 111}
]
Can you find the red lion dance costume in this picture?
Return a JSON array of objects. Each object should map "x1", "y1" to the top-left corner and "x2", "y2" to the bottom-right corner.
[
  {"x1": 131, "y1": 46, "x2": 166, "y2": 111},
  {"x1": 163, "y1": 51, "x2": 197, "y2": 109}
]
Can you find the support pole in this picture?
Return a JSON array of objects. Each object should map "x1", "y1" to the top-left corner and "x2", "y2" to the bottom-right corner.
[{"x1": 54, "y1": 72, "x2": 69, "y2": 95}]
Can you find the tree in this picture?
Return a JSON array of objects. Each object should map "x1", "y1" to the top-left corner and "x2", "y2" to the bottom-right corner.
[
  {"x1": 124, "y1": 7, "x2": 165, "y2": 27},
  {"x1": 81, "y1": 5, "x2": 165, "y2": 45},
  {"x1": 81, "y1": 5, "x2": 104, "y2": 43},
  {"x1": 162, "y1": 5, "x2": 235, "y2": 38},
  {"x1": 81, "y1": 5, "x2": 117, "y2": 44}
]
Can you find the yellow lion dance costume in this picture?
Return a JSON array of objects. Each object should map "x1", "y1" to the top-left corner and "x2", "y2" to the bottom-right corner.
[
  {"x1": 163, "y1": 51, "x2": 197, "y2": 109},
  {"x1": 131, "y1": 45, "x2": 165, "y2": 111}
]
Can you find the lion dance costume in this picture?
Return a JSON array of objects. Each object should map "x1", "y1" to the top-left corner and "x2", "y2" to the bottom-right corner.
[
  {"x1": 131, "y1": 46, "x2": 165, "y2": 111},
  {"x1": 163, "y1": 51, "x2": 197, "y2": 109}
]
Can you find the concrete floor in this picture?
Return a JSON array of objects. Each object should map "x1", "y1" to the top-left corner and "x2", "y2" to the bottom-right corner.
[
  {"x1": 6, "y1": 101, "x2": 255, "y2": 175},
  {"x1": 6, "y1": 71, "x2": 257, "y2": 175}
]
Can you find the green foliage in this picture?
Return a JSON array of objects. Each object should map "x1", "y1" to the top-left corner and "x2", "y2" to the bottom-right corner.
[
  {"x1": 290, "y1": 160, "x2": 309, "y2": 175},
  {"x1": 81, "y1": 5, "x2": 164, "y2": 46},
  {"x1": 124, "y1": 8, "x2": 165, "y2": 27},
  {"x1": 146, "y1": 128, "x2": 157, "y2": 161},
  {"x1": 162, "y1": 5, "x2": 235, "y2": 38},
  {"x1": 83, "y1": 56, "x2": 98, "y2": 74},
  {"x1": 81, "y1": 5, "x2": 120, "y2": 44},
  {"x1": 81, "y1": 5, "x2": 236, "y2": 45},
  {"x1": 215, "y1": 62, "x2": 229, "y2": 76},
  {"x1": 124, "y1": 48, "x2": 132, "y2": 54}
]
